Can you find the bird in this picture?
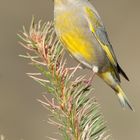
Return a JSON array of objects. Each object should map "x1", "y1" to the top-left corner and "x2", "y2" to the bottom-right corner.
[{"x1": 54, "y1": 0, "x2": 134, "y2": 111}]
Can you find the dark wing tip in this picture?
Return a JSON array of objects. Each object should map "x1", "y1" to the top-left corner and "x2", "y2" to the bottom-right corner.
[{"x1": 117, "y1": 63, "x2": 130, "y2": 81}]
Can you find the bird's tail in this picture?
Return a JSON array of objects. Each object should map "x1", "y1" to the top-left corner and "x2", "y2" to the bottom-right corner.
[
  {"x1": 98, "y1": 71, "x2": 134, "y2": 111},
  {"x1": 116, "y1": 85, "x2": 134, "y2": 111}
]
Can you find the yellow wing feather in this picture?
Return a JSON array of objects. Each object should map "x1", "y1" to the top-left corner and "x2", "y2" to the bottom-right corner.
[{"x1": 84, "y1": 7, "x2": 117, "y2": 66}]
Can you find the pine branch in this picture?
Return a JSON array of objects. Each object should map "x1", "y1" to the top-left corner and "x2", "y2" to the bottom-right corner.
[{"x1": 19, "y1": 18, "x2": 112, "y2": 140}]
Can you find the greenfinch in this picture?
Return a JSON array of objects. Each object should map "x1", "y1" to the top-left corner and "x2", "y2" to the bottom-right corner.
[{"x1": 54, "y1": 0, "x2": 134, "y2": 111}]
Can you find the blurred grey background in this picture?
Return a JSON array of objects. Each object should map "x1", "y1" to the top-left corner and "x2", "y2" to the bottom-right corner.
[{"x1": 0, "y1": 0, "x2": 139, "y2": 140}]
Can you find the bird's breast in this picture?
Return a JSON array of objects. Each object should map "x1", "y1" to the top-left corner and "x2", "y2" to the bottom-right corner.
[
  {"x1": 55, "y1": 12, "x2": 97, "y2": 63},
  {"x1": 55, "y1": 10, "x2": 108, "y2": 70}
]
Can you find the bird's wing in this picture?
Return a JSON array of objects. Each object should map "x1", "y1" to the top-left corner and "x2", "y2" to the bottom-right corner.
[
  {"x1": 84, "y1": 6, "x2": 129, "y2": 81},
  {"x1": 84, "y1": 7, "x2": 118, "y2": 67}
]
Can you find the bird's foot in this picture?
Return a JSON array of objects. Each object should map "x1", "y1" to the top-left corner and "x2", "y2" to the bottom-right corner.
[{"x1": 83, "y1": 66, "x2": 98, "y2": 86}]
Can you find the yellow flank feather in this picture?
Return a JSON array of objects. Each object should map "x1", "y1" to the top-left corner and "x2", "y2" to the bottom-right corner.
[
  {"x1": 55, "y1": 12, "x2": 96, "y2": 62},
  {"x1": 61, "y1": 33, "x2": 95, "y2": 62}
]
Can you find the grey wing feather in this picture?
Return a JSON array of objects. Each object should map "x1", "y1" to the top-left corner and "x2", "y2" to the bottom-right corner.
[
  {"x1": 95, "y1": 19, "x2": 129, "y2": 81},
  {"x1": 95, "y1": 26, "x2": 118, "y2": 65},
  {"x1": 84, "y1": 3, "x2": 129, "y2": 81}
]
